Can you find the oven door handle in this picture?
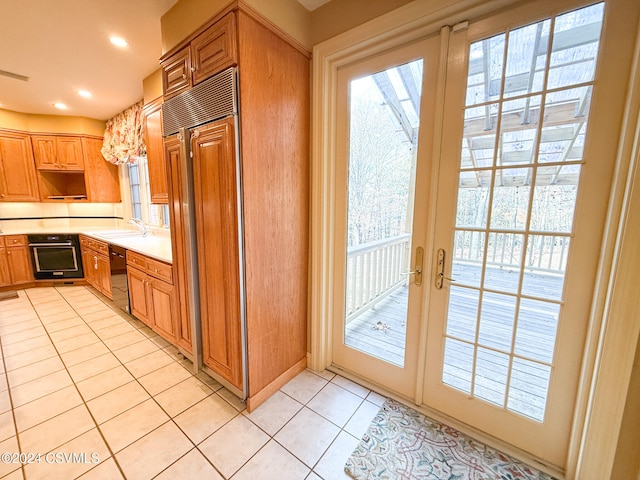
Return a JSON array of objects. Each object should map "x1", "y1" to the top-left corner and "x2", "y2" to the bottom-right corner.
[{"x1": 29, "y1": 242, "x2": 74, "y2": 247}]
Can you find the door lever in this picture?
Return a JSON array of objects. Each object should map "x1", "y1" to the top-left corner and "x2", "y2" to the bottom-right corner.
[
  {"x1": 436, "y1": 248, "x2": 456, "y2": 289},
  {"x1": 401, "y1": 247, "x2": 424, "y2": 286}
]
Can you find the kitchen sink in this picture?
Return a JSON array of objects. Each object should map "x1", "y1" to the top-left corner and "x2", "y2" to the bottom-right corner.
[{"x1": 92, "y1": 230, "x2": 146, "y2": 239}]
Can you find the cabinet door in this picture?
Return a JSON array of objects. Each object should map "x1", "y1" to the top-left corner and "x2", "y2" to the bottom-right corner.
[
  {"x1": 165, "y1": 136, "x2": 192, "y2": 354},
  {"x1": 82, "y1": 137, "x2": 121, "y2": 202},
  {"x1": 143, "y1": 101, "x2": 168, "y2": 204},
  {"x1": 31, "y1": 136, "x2": 58, "y2": 169},
  {"x1": 127, "y1": 267, "x2": 151, "y2": 327},
  {"x1": 148, "y1": 277, "x2": 177, "y2": 344},
  {"x1": 192, "y1": 117, "x2": 243, "y2": 390},
  {"x1": 161, "y1": 47, "x2": 191, "y2": 99},
  {"x1": 191, "y1": 11, "x2": 237, "y2": 85},
  {"x1": 0, "y1": 247, "x2": 11, "y2": 287},
  {"x1": 0, "y1": 132, "x2": 40, "y2": 201},
  {"x1": 84, "y1": 248, "x2": 99, "y2": 289},
  {"x1": 97, "y1": 254, "x2": 112, "y2": 299},
  {"x1": 7, "y1": 245, "x2": 33, "y2": 285},
  {"x1": 57, "y1": 137, "x2": 84, "y2": 170}
]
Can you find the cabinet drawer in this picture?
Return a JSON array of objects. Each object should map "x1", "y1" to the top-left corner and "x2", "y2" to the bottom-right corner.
[
  {"x1": 126, "y1": 250, "x2": 147, "y2": 270},
  {"x1": 94, "y1": 240, "x2": 109, "y2": 255},
  {"x1": 146, "y1": 257, "x2": 173, "y2": 284},
  {"x1": 4, "y1": 235, "x2": 26, "y2": 247}
]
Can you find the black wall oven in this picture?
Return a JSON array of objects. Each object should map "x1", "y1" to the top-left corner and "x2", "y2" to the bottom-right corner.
[{"x1": 28, "y1": 234, "x2": 84, "y2": 280}]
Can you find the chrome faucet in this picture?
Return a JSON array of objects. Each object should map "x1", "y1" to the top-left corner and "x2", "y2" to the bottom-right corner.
[{"x1": 129, "y1": 218, "x2": 148, "y2": 236}]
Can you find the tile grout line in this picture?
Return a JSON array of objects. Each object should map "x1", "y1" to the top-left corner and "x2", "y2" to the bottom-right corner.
[
  {"x1": 53, "y1": 286, "x2": 233, "y2": 480},
  {"x1": 0, "y1": 327, "x2": 28, "y2": 480},
  {"x1": 6, "y1": 287, "x2": 377, "y2": 480},
  {"x1": 23, "y1": 287, "x2": 128, "y2": 480}
]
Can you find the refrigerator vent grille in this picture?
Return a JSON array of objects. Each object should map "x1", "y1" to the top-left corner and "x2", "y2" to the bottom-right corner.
[{"x1": 162, "y1": 67, "x2": 238, "y2": 137}]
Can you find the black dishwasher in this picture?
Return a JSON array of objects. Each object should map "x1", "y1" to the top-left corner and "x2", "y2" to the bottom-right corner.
[{"x1": 109, "y1": 244, "x2": 129, "y2": 313}]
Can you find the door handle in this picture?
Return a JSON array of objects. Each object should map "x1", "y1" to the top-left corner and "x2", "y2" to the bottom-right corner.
[
  {"x1": 436, "y1": 248, "x2": 456, "y2": 289},
  {"x1": 401, "y1": 246, "x2": 424, "y2": 286}
]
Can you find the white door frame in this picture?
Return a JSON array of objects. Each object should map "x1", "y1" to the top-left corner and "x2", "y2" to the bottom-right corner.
[{"x1": 309, "y1": 0, "x2": 640, "y2": 477}]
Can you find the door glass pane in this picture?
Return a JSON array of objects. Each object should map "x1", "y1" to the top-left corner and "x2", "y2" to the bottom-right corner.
[
  {"x1": 343, "y1": 59, "x2": 423, "y2": 367},
  {"x1": 504, "y1": 20, "x2": 551, "y2": 98},
  {"x1": 445, "y1": 286, "x2": 479, "y2": 342},
  {"x1": 547, "y1": 3, "x2": 604, "y2": 90},
  {"x1": 442, "y1": 3, "x2": 604, "y2": 422},
  {"x1": 484, "y1": 232, "x2": 523, "y2": 293},
  {"x1": 451, "y1": 230, "x2": 484, "y2": 287},
  {"x1": 466, "y1": 34, "x2": 505, "y2": 106}
]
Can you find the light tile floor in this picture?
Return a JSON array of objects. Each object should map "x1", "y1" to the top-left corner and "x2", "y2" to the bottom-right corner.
[{"x1": 0, "y1": 286, "x2": 384, "y2": 480}]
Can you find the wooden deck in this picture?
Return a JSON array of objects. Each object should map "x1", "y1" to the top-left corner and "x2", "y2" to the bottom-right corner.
[{"x1": 344, "y1": 263, "x2": 562, "y2": 421}]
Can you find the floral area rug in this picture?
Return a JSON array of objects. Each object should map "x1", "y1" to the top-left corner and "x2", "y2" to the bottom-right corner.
[{"x1": 345, "y1": 399, "x2": 557, "y2": 480}]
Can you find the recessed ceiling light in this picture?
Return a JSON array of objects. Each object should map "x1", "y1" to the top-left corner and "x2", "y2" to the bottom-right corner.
[
  {"x1": 109, "y1": 36, "x2": 128, "y2": 48},
  {"x1": 78, "y1": 90, "x2": 92, "y2": 98},
  {"x1": 53, "y1": 102, "x2": 67, "y2": 110}
]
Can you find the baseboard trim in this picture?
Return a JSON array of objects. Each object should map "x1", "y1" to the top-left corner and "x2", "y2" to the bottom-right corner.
[{"x1": 247, "y1": 356, "x2": 307, "y2": 412}]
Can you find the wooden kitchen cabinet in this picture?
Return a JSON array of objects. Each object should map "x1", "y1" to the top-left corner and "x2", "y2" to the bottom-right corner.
[
  {"x1": 0, "y1": 130, "x2": 40, "y2": 202},
  {"x1": 0, "y1": 235, "x2": 33, "y2": 286},
  {"x1": 192, "y1": 118, "x2": 243, "y2": 389},
  {"x1": 82, "y1": 136, "x2": 121, "y2": 203},
  {"x1": 127, "y1": 265, "x2": 151, "y2": 326},
  {"x1": 160, "y1": 47, "x2": 191, "y2": 99},
  {"x1": 32, "y1": 135, "x2": 84, "y2": 171},
  {"x1": 190, "y1": 11, "x2": 237, "y2": 85},
  {"x1": 143, "y1": 98, "x2": 168, "y2": 204},
  {"x1": 165, "y1": 136, "x2": 193, "y2": 354},
  {"x1": 160, "y1": 4, "x2": 309, "y2": 411},
  {"x1": 161, "y1": 11, "x2": 237, "y2": 99},
  {"x1": 0, "y1": 242, "x2": 11, "y2": 287},
  {"x1": 79, "y1": 235, "x2": 112, "y2": 298},
  {"x1": 126, "y1": 250, "x2": 178, "y2": 344}
]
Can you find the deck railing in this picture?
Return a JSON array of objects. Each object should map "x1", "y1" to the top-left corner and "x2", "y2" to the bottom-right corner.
[
  {"x1": 345, "y1": 233, "x2": 411, "y2": 324},
  {"x1": 453, "y1": 230, "x2": 570, "y2": 274}
]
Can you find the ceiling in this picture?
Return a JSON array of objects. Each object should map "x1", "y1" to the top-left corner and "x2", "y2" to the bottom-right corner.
[{"x1": 0, "y1": 0, "x2": 330, "y2": 122}]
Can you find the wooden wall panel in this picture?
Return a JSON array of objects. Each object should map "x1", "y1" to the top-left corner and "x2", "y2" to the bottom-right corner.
[{"x1": 237, "y1": 11, "x2": 309, "y2": 397}]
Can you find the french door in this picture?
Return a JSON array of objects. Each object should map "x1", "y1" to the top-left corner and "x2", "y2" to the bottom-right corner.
[
  {"x1": 423, "y1": 0, "x2": 621, "y2": 468},
  {"x1": 328, "y1": 0, "x2": 630, "y2": 470},
  {"x1": 331, "y1": 37, "x2": 440, "y2": 397}
]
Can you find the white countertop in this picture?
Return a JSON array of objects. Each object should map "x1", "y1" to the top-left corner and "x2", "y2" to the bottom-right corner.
[{"x1": 1, "y1": 226, "x2": 172, "y2": 263}]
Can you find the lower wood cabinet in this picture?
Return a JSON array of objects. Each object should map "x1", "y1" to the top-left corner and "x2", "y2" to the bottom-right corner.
[
  {"x1": 0, "y1": 235, "x2": 33, "y2": 287},
  {"x1": 126, "y1": 251, "x2": 179, "y2": 344},
  {"x1": 79, "y1": 235, "x2": 112, "y2": 298}
]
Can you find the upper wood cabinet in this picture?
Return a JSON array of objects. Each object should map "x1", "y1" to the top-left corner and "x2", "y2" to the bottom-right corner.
[
  {"x1": 143, "y1": 99, "x2": 168, "y2": 204},
  {"x1": 190, "y1": 11, "x2": 237, "y2": 85},
  {"x1": 161, "y1": 47, "x2": 191, "y2": 99},
  {"x1": 32, "y1": 135, "x2": 84, "y2": 171},
  {"x1": 0, "y1": 130, "x2": 40, "y2": 201},
  {"x1": 82, "y1": 137, "x2": 121, "y2": 203},
  {"x1": 161, "y1": 11, "x2": 237, "y2": 99}
]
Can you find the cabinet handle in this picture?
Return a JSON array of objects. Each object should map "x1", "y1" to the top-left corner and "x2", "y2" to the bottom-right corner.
[
  {"x1": 0, "y1": 193, "x2": 5, "y2": 198},
  {"x1": 182, "y1": 73, "x2": 187, "y2": 80}
]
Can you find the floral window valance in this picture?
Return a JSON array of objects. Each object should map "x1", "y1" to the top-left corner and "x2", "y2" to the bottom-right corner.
[{"x1": 101, "y1": 100, "x2": 145, "y2": 165}]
